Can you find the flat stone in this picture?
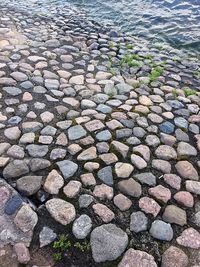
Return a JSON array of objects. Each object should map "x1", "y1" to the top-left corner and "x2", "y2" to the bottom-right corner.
[
  {"x1": 63, "y1": 180, "x2": 82, "y2": 198},
  {"x1": 68, "y1": 125, "x2": 87, "y2": 140},
  {"x1": 139, "y1": 197, "x2": 161, "y2": 217},
  {"x1": 163, "y1": 205, "x2": 187, "y2": 226},
  {"x1": 7, "y1": 145, "x2": 24, "y2": 159},
  {"x1": 111, "y1": 141, "x2": 129, "y2": 158},
  {"x1": 3, "y1": 160, "x2": 29, "y2": 179},
  {"x1": 186, "y1": 181, "x2": 200, "y2": 195},
  {"x1": 80, "y1": 173, "x2": 96, "y2": 186},
  {"x1": 77, "y1": 147, "x2": 97, "y2": 160},
  {"x1": 130, "y1": 211, "x2": 148, "y2": 233},
  {"x1": 4, "y1": 127, "x2": 21, "y2": 140},
  {"x1": 115, "y1": 162, "x2": 134, "y2": 178},
  {"x1": 163, "y1": 174, "x2": 181, "y2": 190},
  {"x1": 14, "y1": 204, "x2": 38, "y2": 233},
  {"x1": 175, "y1": 161, "x2": 198, "y2": 180},
  {"x1": 161, "y1": 246, "x2": 189, "y2": 267},
  {"x1": 150, "y1": 220, "x2": 173, "y2": 241},
  {"x1": 72, "y1": 214, "x2": 92, "y2": 239},
  {"x1": 96, "y1": 130, "x2": 112, "y2": 141},
  {"x1": 177, "y1": 141, "x2": 197, "y2": 157},
  {"x1": 131, "y1": 154, "x2": 147, "y2": 169},
  {"x1": 26, "y1": 144, "x2": 48, "y2": 157},
  {"x1": 91, "y1": 224, "x2": 128, "y2": 263},
  {"x1": 114, "y1": 194, "x2": 132, "y2": 211},
  {"x1": 134, "y1": 172, "x2": 156, "y2": 186},
  {"x1": 14, "y1": 243, "x2": 30, "y2": 264},
  {"x1": 57, "y1": 160, "x2": 78, "y2": 179},
  {"x1": 44, "y1": 170, "x2": 64, "y2": 194},
  {"x1": 149, "y1": 185, "x2": 171, "y2": 203},
  {"x1": 118, "y1": 178, "x2": 142, "y2": 197},
  {"x1": 29, "y1": 158, "x2": 50, "y2": 172},
  {"x1": 4, "y1": 195, "x2": 23, "y2": 215},
  {"x1": 159, "y1": 122, "x2": 175, "y2": 134},
  {"x1": 152, "y1": 159, "x2": 171, "y2": 173},
  {"x1": 97, "y1": 166, "x2": 113, "y2": 185},
  {"x1": 176, "y1": 228, "x2": 200, "y2": 249},
  {"x1": 155, "y1": 145, "x2": 177, "y2": 160},
  {"x1": 118, "y1": 248, "x2": 157, "y2": 267},
  {"x1": 39, "y1": 227, "x2": 57, "y2": 248},
  {"x1": 93, "y1": 184, "x2": 113, "y2": 200},
  {"x1": 45, "y1": 199, "x2": 76, "y2": 225},
  {"x1": 132, "y1": 145, "x2": 150, "y2": 162},
  {"x1": 174, "y1": 191, "x2": 194, "y2": 207},
  {"x1": 93, "y1": 203, "x2": 115, "y2": 223},
  {"x1": 79, "y1": 194, "x2": 94, "y2": 208},
  {"x1": 85, "y1": 119, "x2": 105, "y2": 132},
  {"x1": 16, "y1": 176, "x2": 42, "y2": 196}
]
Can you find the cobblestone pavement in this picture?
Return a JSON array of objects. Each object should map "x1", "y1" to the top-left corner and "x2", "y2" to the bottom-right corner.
[{"x1": 0, "y1": 1, "x2": 200, "y2": 266}]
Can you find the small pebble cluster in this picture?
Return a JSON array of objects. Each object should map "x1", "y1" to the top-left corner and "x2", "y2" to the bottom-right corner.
[{"x1": 0, "y1": 0, "x2": 200, "y2": 266}]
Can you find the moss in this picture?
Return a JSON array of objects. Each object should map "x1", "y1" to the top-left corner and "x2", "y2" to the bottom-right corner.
[
  {"x1": 148, "y1": 66, "x2": 164, "y2": 81},
  {"x1": 126, "y1": 43, "x2": 134, "y2": 49},
  {"x1": 184, "y1": 88, "x2": 197, "y2": 97}
]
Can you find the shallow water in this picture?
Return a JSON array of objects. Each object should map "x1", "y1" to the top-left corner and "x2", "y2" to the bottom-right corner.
[{"x1": 42, "y1": 0, "x2": 200, "y2": 52}]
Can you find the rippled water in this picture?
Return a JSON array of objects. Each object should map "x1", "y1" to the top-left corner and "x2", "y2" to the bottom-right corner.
[{"x1": 43, "y1": 0, "x2": 200, "y2": 52}]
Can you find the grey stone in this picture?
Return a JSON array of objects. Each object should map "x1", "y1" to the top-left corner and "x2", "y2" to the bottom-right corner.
[
  {"x1": 130, "y1": 211, "x2": 148, "y2": 233},
  {"x1": 91, "y1": 224, "x2": 128, "y2": 263},
  {"x1": 57, "y1": 160, "x2": 78, "y2": 179},
  {"x1": 150, "y1": 220, "x2": 173, "y2": 241},
  {"x1": 68, "y1": 125, "x2": 87, "y2": 140},
  {"x1": 72, "y1": 214, "x2": 92, "y2": 239},
  {"x1": 39, "y1": 227, "x2": 57, "y2": 248},
  {"x1": 97, "y1": 166, "x2": 113, "y2": 185}
]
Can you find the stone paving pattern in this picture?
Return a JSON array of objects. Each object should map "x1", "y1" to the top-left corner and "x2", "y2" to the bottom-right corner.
[{"x1": 0, "y1": 0, "x2": 200, "y2": 266}]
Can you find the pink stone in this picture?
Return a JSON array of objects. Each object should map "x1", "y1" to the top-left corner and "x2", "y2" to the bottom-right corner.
[
  {"x1": 139, "y1": 197, "x2": 161, "y2": 217},
  {"x1": 56, "y1": 133, "x2": 68, "y2": 146},
  {"x1": 63, "y1": 181, "x2": 82, "y2": 198},
  {"x1": 14, "y1": 243, "x2": 30, "y2": 264},
  {"x1": 188, "y1": 115, "x2": 200, "y2": 123},
  {"x1": 163, "y1": 174, "x2": 181, "y2": 190},
  {"x1": 40, "y1": 111, "x2": 54, "y2": 123},
  {"x1": 22, "y1": 92, "x2": 32, "y2": 102},
  {"x1": 149, "y1": 185, "x2": 171, "y2": 203},
  {"x1": 0, "y1": 186, "x2": 10, "y2": 205},
  {"x1": 161, "y1": 246, "x2": 189, "y2": 267},
  {"x1": 80, "y1": 173, "x2": 96, "y2": 186},
  {"x1": 93, "y1": 203, "x2": 115, "y2": 223},
  {"x1": 174, "y1": 191, "x2": 194, "y2": 207},
  {"x1": 113, "y1": 194, "x2": 132, "y2": 211},
  {"x1": 176, "y1": 228, "x2": 200, "y2": 249},
  {"x1": 118, "y1": 248, "x2": 157, "y2": 267},
  {"x1": 93, "y1": 184, "x2": 113, "y2": 200}
]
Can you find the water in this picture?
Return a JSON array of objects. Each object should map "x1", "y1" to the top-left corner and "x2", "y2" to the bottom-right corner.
[{"x1": 43, "y1": 0, "x2": 200, "y2": 53}]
